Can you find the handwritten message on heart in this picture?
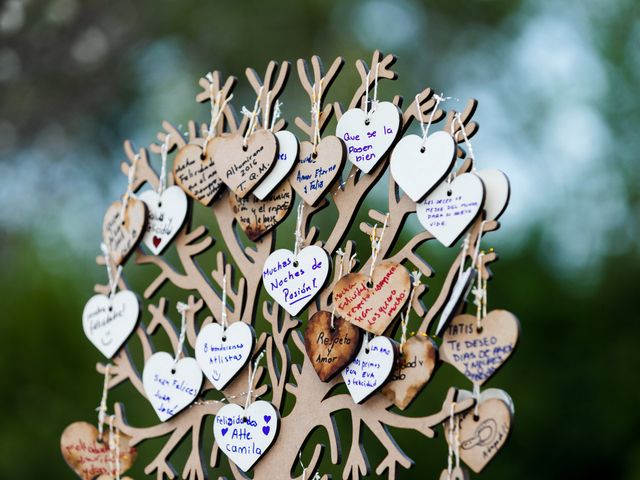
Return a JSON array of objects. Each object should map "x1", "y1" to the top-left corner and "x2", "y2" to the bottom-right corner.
[
  {"x1": 342, "y1": 336, "x2": 397, "y2": 403},
  {"x1": 102, "y1": 198, "x2": 147, "y2": 265},
  {"x1": 476, "y1": 168, "x2": 510, "y2": 221},
  {"x1": 213, "y1": 400, "x2": 279, "y2": 472},
  {"x1": 253, "y1": 130, "x2": 298, "y2": 200},
  {"x1": 435, "y1": 267, "x2": 477, "y2": 336},
  {"x1": 262, "y1": 246, "x2": 329, "y2": 316},
  {"x1": 138, "y1": 186, "x2": 188, "y2": 255},
  {"x1": 173, "y1": 143, "x2": 224, "y2": 206},
  {"x1": 333, "y1": 261, "x2": 411, "y2": 335}
]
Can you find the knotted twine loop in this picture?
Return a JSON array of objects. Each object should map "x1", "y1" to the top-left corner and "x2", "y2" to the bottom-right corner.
[
  {"x1": 471, "y1": 220, "x2": 489, "y2": 330},
  {"x1": 299, "y1": 451, "x2": 322, "y2": 480},
  {"x1": 368, "y1": 213, "x2": 390, "y2": 283},
  {"x1": 263, "y1": 92, "x2": 283, "y2": 132},
  {"x1": 220, "y1": 272, "x2": 228, "y2": 331},
  {"x1": 473, "y1": 382, "x2": 481, "y2": 418},
  {"x1": 173, "y1": 302, "x2": 190, "y2": 368},
  {"x1": 415, "y1": 92, "x2": 451, "y2": 149},
  {"x1": 454, "y1": 112, "x2": 476, "y2": 171},
  {"x1": 400, "y1": 271, "x2": 422, "y2": 352},
  {"x1": 329, "y1": 249, "x2": 346, "y2": 330},
  {"x1": 311, "y1": 79, "x2": 324, "y2": 155},
  {"x1": 158, "y1": 134, "x2": 170, "y2": 196},
  {"x1": 244, "y1": 350, "x2": 265, "y2": 411},
  {"x1": 100, "y1": 243, "x2": 122, "y2": 299},
  {"x1": 201, "y1": 73, "x2": 234, "y2": 155},
  {"x1": 293, "y1": 203, "x2": 305, "y2": 258},
  {"x1": 242, "y1": 86, "x2": 264, "y2": 148},
  {"x1": 270, "y1": 100, "x2": 283, "y2": 132},
  {"x1": 458, "y1": 234, "x2": 471, "y2": 280},
  {"x1": 119, "y1": 153, "x2": 140, "y2": 222},
  {"x1": 363, "y1": 63, "x2": 381, "y2": 120},
  {"x1": 96, "y1": 364, "x2": 111, "y2": 439},
  {"x1": 447, "y1": 401, "x2": 461, "y2": 478},
  {"x1": 108, "y1": 414, "x2": 121, "y2": 480}
]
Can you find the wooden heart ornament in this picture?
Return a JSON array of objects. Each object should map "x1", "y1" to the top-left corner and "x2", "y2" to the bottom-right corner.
[
  {"x1": 333, "y1": 261, "x2": 411, "y2": 335},
  {"x1": 138, "y1": 185, "x2": 189, "y2": 255},
  {"x1": 253, "y1": 130, "x2": 298, "y2": 200},
  {"x1": 476, "y1": 168, "x2": 510, "y2": 221},
  {"x1": 342, "y1": 335, "x2": 397, "y2": 403},
  {"x1": 213, "y1": 400, "x2": 279, "y2": 472},
  {"x1": 303, "y1": 311, "x2": 362, "y2": 382},
  {"x1": 440, "y1": 310, "x2": 520, "y2": 385},
  {"x1": 102, "y1": 198, "x2": 147, "y2": 265},
  {"x1": 173, "y1": 143, "x2": 224, "y2": 206},
  {"x1": 61, "y1": 421, "x2": 137, "y2": 480}
]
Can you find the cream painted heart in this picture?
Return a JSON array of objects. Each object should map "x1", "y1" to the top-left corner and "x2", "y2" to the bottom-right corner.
[
  {"x1": 440, "y1": 310, "x2": 520, "y2": 385},
  {"x1": 82, "y1": 290, "x2": 139, "y2": 359},
  {"x1": 252, "y1": 130, "x2": 298, "y2": 200},
  {"x1": 289, "y1": 137, "x2": 344, "y2": 206},
  {"x1": 102, "y1": 198, "x2": 147, "y2": 265},
  {"x1": 435, "y1": 267, "x2": 477, "y2": 336},
  {"x1": 333, "y1": 261, "x2": 411, "y2": 335},
  {"x1": 195, "y1": 321, "x2": 255, "y2": 390},
  {"x1": 336, "y1": 101, "x2": 401, "y2": 173},
  {"x1": 213, "y1": 400, "x2": 279, "y2": 472},
  {"x1": 417, "y1": 172, "x2": 485, "y2": 247},
  {"x1": 342, "y1": 336, "x2": 397, "y2": 403},
  {"x1": 138, "y1": 186, "x2": 189, "y2": 255},
  {"x1": 390, "y1": 131, "x2": 456, "y2": 201},
  {"x1": 476, "y1": 168, "x2": 510, "y2": 221},
  {"x1": 173, "y1": 143, "x2": 224, "y2": 206}
]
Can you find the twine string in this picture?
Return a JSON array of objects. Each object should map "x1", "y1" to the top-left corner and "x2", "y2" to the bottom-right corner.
[
  {"x1": 100, "y1": 243, "x2": 123, "y2": 299},
  {"x1": 311, "y1": 79, "x2": 324, "y2": 154},
  {"x1": 242, "y1": 86, "x2": 264, "y2": 147},
  {"x1": 293, "y1": 203, "x2": 305, "y2": 257},
  {"x1": 96, "y1": 364, "x2": 111, "y2": 439},
  {"x1": 400, "y1": 271, "x2": 422, "y2": 350},
  {"x1": 119, "y1": 153, "x2": 140, "y2": 222},
  {"x1": 244, "y1": 351, "x2": 265, "y2": 411},
  {"x1": 368, "y1": 214, "x2": 389, "y2": 283},
  {"x1": 158, "y1": 134, "x2": 170, "y2": 196},
  {"x1": 173, "y1": 302, "x2": 190, "y2": 367}
]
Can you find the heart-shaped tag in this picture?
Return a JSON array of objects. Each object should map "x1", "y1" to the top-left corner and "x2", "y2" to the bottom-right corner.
[
  {"x1": 262, "y1": 246, "x2": 330, "y2": 316},
  {"x1": 195, "y1": 321, "x2": 255, "y2": 390},
  {"x1": 381, "y1": 335, "x2": 438, "y2": 410},
  {"x1": 342, "y1": 336, "x2": 397, "y2": 403},
  {"x1": 417, "y1": 173, "x2": 485, "y2": 247},
  {"x1": 142, "y1": 352, "x2": 203, "y2": 421},
  {"x1": 82, "y1": 290, "x2": 139, "y2": 359},
  {"x1": 333, "y1": 261, "x2": 411, "y2": 335},
  {"x1": 303, "y1": 311, "x2": 362, "y2": 382},
  {"x1": 213, "y1": 400, "x2": 279, "y2": 472},
  {"x1": 390, "y1": 131, "x2": 456, "y2": 201},
  {"x1": 252, "y1": 130, "x2": 298, "y2": 200},
  {"x1": 212, "y1": 130, "x2": 278, "y2": 198},
  {"x1": 435, "y1": 267, "x2": 477, "y2": 336},
  {"x1": 289, "y1": 137, "x2": 345, "y2": 206},
  {"x1": 61, "y1": 421, "x2": 137, "y2": 480},
  {"x1": 440, "y1": 310, "x2": 520, "y2": 385},
  {"x1": 173, "y1": 143, "x2": 224, "y2": 206},
  {"x1": 138, "y1": 186, "x2": 189, "y2": 255},
  {"x1": 102, "y1": 198, "x2": 147, "y2": 265},
  {"x1": 476, "y1": 168, "x2": 510, "y2": 221},
  {"x1": 438, "y1": 466, "x2": 470, "y2": 480},
  {"x1": 336, "y1": 101, "x2": 401, "y2": 173},
  {"x1": 229, "y1": 182, "x2": 294, "y2": 242}
]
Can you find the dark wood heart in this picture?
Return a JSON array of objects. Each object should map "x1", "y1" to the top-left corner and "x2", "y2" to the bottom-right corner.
[
  {"x1": 102, "y1": 198, "x2": 147, "y2": 265},
  {"x1": 173, "y1": 143, "x2": 224, "y2": 206}
]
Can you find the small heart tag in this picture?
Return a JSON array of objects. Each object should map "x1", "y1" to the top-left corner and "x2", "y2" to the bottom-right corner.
[
  {"x1": 342, "y1": 336, "x2": 397, "y2": 403},
  {"x1": 252, "y1": 130, "x2": 298, "y2": 200},
  {"x1": 476, "y1": 168, "x2": 510, "y2": 221},
  {"x1": 213, "y1": 400, "x2": 279, "y2": 472},
  {"x1": 333, "y1": 261, "x2": 411, "y2": 335},
  {"x1": 435, "y1": 267, "x2": 477, "y2": 336},
  {"x1": 82, "y1": 290, "x2": 139, "y2": 359},
  {"x1": 102, "y1": 198, "x2": 147, "y2": 265},
  {"x1": 262, "y1": 246, "x2": 330, "y2": 316},
  {"x1": 139, "y1": 185, "x2": 189, "y2": 255},
  {"x1": 417, "y1": 173, "x2": 485, "y2": 247},
  {"x1": 336, "y1": 101, "x2": 401, "y2": 173},
  {"x1": 303, "y1": 311, "x2": 362, "y2": 382},
  {"x1": 195, "y1": 321, "x2": 255, "y2": 390},
  {"x1": 173, "y1": 143, "x2": 224, "y2": 206},
  {"x1": 142, "y1": 352, "x2": 203, "y2": 421}
]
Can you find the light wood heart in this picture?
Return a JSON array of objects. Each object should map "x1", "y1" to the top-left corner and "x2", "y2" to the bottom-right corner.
[
  {"x1": 252, "y1": 130, "x2": 298, "y2": 200},
  {"x1": 289, "y1": 137, "x2": 345, "y2": 206},
  {"x1": 342, "y1": 335, "x2": 397, "y2": 403},
  {"x1": 138, "y1": 185, "x2": 189, "y2": 255},
  {"x1": 440, "y1": 310, "x2": 520, "y2": 385},
  {"x1": 333, "y1": 261, "x2": 411, "y2": 335},
  {"x1": 102, "y1": 198, "x2": 147, "y2": 265},
  {"x1": 303, "y1": 311, "x2": 362, "y2": 382},
  {"x1": 476, "y1": 168, "x2": 510, "y2": 221},
  {"x1": 61, "y1": 421, "x2": 137, "y2": 480},
  {"x1": 173, "y1": 143, "x2": 224, "y2": 206}
]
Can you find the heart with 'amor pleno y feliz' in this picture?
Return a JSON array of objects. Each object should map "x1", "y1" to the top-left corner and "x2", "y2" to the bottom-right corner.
[
  {"x1": 342, "y1": 335, "x2": 397, "y2": 403},
  {"x1": 173, "y1": 143, "x2": 224, "y2": 206},
  {"x1": 102, "y1": 198, "x2": 147, "y2": 266},
  {"x1": 138, "y1": 185, "x2": 189, "y2": 255}
]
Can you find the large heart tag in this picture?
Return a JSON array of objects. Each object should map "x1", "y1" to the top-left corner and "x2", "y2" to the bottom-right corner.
[
  {"x1": 102, "y1": 198, "x2": 147, "y2": 265},
  {"x1": 252, "y1": 130, "x2": 298, "y2": 200},
  {"x1": 138, "y1": 185, "x2": 189, "y2": 255},
  {"x1": 61, "y1": 421, "x2": 137, "y2": 480},
  {"x1": 336, "y1": 101, "x2": 401, "y2": 173},
  {"x1": 289, "y1": 137, "x2": 345, "y2": 206},
  {"x1": 213, "y1": 400, "x2": 279, "y2": 472},
  {"x1": 390, "y1": 131, "x2": 456, "y2": 201},
  {"x1": 381, "y1": 335, "x2": 438, "y2": 410},
  {"x1": 173, "y1": 143, "x2": 224, "y2": 206},
  {"x1": 435, "y1": 267, "x2": 477, "y2": 336},
  {"x1": 333, "y1": 261, "x2": 411, "y2": 335},
  {"x1": 417, "y1": 173, "x2": 485, "y2": 247},
  {"x1": 195, "y1": 321, "x2": 255, "y2": 390},
  {"x1": 142, "y1": 352, "x2": 203, "y2": 421},
  {"x1": 229, "y1": 182, "x2": 294, "y2": 242},
  {"x1": 212, "y1": 130, "x2": 278, "y2": 198},
  {"x1": 82, "y1": 290, "x2": 139, "y2": 359},
  {"x1": 303, "y1": 311, "x2": 362, "y2": 382},
  {"x1": 476, "y1": 168, "x2": 510, "y2": 221},
  {"x1": 440, "y1": 310, "x2": 520, "y2": 385},
  {"x1": 262, "y1": 246, "x2": 330, "y2": 316},
  {"x1": 342, "y1": 336, "x2": 397, "y2": 403}
]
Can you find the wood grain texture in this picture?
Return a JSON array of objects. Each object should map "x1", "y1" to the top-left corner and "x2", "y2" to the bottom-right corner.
[{"x1": 102, "y1": 198, "x2": 147, "y2": 266}]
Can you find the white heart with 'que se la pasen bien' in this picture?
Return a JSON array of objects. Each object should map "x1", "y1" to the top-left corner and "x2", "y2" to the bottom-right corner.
[
  {"x1": 195, "y1": 322, "x2": 255, "y2": 390},
  {"x1": 142, "y1": 352, "x2": 203, "y2": 422},
  {"x1": 416, "y1": 172, "x2": 485, "y2": 247},
  {"x1": 138, "y1": 186, "x2": 189, "y2": 255},
  {"x1": 342, "y1": 336, "x2": 397, "y2": 403},
  {"x1": 213, "y1": 400, "x2": 279, "y2": 472},
  {"x1": 82, "y1": 290, "x2": 139, "y2": 359},
  {"x1": 336, "y1": 101, "x2": 401, "y2": 173},
  {"x1": 262, "y1": 246, "x2": 330, "y2": 316},
  {"x1": 390, "y1": 131, "x2": 456, "y2": 201},
  {"x1": 475, "y1": 168, "x2": 510, "y2": 221},
  {"x1": 252, "y1": 130, "x2": 298, "y2": 200}
]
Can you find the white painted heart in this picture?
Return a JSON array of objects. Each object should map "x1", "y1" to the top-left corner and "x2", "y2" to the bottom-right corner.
[
  {"x1": 252, "y1": 130, "x2": 298, "y2": 200},
  {"x1": 262, "y1": 246, "x2": 330, "y2": 316},
  {"x1": 142, "y1": 352, "x2": 203, "y2": 422},
  {"x1": 435, "y1": 267, "x2": 477, "y2": 336},
  {"x1": 138, "y1": 186, "x2": 188, "y2": 255},
  {"x1": 82, "y1": 290, "x2": 139, "y2": 359},
  {"x1": 390, "y1": 131, "x2": 456, "y2": 201},
  {"x1": 213, "y1": 400, "x2": 279, "y2": 472},
  {"x1": 417, "y1": 173, "x2": 485, "y2": 247},
  {"x1": 342, "y1": 336, "x2": 396, "y2": 403},
  {"x1": 476, "y1": 168, "x2": 510, "y2": 221},
  {"x1": 336, "y1": 101, "x2": 401, "y2": 173},
  {"x1": 195, "y1": 322, "x2": 255, "y2": 390}
]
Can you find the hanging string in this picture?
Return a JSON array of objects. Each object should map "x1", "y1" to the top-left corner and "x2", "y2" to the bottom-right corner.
[
  {"x1": 472, "y1": 252, "x2": 487, "y2": 332},
  {"x1": 100, "y1": 243, "x2": 122, "y2": 299},
  {"x1": 458, "y1": 234, "x2": 471, "y2": 279},
  {"x1": 242, "y1": 86, "x2": 264, "y2": 148},
  {"x1": 400, "y1": 271, "x2": 422, "y2": 351},
  {"x1": 415, "y1": 93, "x2": 451, "y2": 149},
  {"x1": 173, "y1": 302, "x2": 190, "y2": 368},
  {"x1": 201, "y1": 75, "x2": 234, "y2": 155},
  {"x1": 329, "y1": 249, "x2": 347, "y2": 329},
  {"x1": 368, "y1": 214, "x2": 389, "y2": 283},
  {"x1": 244, "y1": 350, "x2": 266, "y2": 411},
  {"x1": 311, "y1": 79, "x2": 324, "y2": 155},
  {"x1": 447, "y1": 401, "x2": 456, "y2": 478},
  {"x1": 293, "y1": 203, "x2": 305, "y2": 257},
  {"x1": 270, "y1": 100, "x2": 283, "y2": 132},
  {"x1": 220, "y1": 273, "x2": 228, "y2": 331},
  {"x1": 298, "y1": 451, "x2": 322, "y2": 480},
  {"x1": 157, "y1": 133, "x2": 170, "y2": 196},
  {"x1": 454, "y1": 112, "x2": 476, "y2": 170},
  {"x1": 363, "y1": 63, "x2": 381, "y2": 119},
  {"x1": 454, "y1": 408, "x2": 461, "y2": 470},
  {"x1": 119, "y1": 152, "x2": 140, "y2": 222},
  {"x1": 263, "y1": 91, "x2": 271, "y2": 131},
  {"x1": 96, "y1": 364, "x2": 111, "y2": 440},
  {"x1": 363, "y1": 332, "x2": 370, "y2": 353},
  {"x1": 108, "y1": 415, "x2": 121, "y2": 480},
  {"x1": 473, "y1": 382, "x2": 481, "y2": 418}
]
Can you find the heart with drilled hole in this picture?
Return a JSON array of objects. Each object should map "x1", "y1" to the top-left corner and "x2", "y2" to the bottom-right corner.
[
  {"x1": 138, "y1": 185, "x2": 188, "y2": 255},
  {"x1": 342, "y1": 335, "x2": 397, "y2": 403},
  {"x1": 102, "y1": 198, "x2": 147, "y2": 266}
]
